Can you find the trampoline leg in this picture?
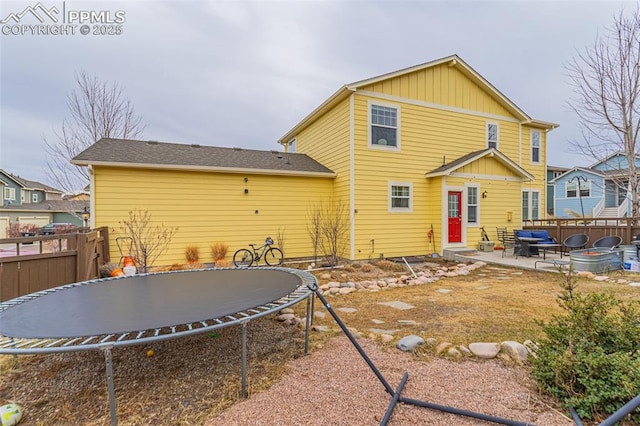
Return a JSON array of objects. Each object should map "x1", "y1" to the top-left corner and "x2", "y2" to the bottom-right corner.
[
  {"x1": 101, "y1": 345, "x2": 118, "y2": 426},
  {"x1": 304, "y1": 294, "x2": 312, "y2": 355},
  {"x1": 241, "y1": 320, "x2": 248, "y2": 399}
]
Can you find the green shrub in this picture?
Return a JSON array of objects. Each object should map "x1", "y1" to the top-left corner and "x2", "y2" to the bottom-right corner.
[{"x1": 532, "y1": 273, "x2": 640, "y2": 422}]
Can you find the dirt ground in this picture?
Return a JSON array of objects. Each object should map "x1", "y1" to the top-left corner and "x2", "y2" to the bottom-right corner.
[{"x1": 0, "y1": 259, "x2": 635, "y2": 425}]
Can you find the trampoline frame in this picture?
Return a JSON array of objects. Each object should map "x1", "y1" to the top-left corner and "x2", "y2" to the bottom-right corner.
[{"x1": 0, "y1": 267, "x2": 315, "y2": 425}]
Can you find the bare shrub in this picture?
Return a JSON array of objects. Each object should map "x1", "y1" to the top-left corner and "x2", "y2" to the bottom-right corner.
[
  {"x1": 374, "y1": 260, "x2": 406, "y2": 272},
  {"x1": 210, "y1": 242, "x2": 228, "y2": 262}
]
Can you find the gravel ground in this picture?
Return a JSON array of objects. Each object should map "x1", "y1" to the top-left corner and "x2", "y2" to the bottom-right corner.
[{"x1": 207, "y1": 336, "x2": 574, "y2": 426}]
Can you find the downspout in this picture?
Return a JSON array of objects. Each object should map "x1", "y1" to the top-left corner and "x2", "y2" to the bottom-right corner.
[{"x1": 349, "y1": 93, "x2": 355, "y2": 260}]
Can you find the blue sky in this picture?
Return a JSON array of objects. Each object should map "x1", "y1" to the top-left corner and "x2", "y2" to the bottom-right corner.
[{"x1": 0, "y1": 0, "x2": 633, "y2": 189}]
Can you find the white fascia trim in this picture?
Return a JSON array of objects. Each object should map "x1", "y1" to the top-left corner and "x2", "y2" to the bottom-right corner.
[
  {"x1": 71, "y1": 161, "x2": 337, "y2": 178},
  {"x1": 350, "y1": 93, "x2": 355, "y2": 260},
  {"x1": 357, "y1": 90, "x2": 521, "y2": 124},
  {"x1": 450, "y1": 172, "x2": 528, "y2": 182}
]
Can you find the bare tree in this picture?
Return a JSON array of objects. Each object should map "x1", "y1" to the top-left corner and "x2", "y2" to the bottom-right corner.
[
  {"x1": 44, "y1": 71, "x2": 146, "y2": 193},
  {"x1": 567, "y1": 6, "x2": 640, "y2": 216},
  {"x1": 306, "y1": 205, "x2": 322, "y2": 262},
  {"x1": 318, "y1": 198, "x2": 349, "y2": 266},
  {"x1": 118, "y1": 209, "x2": 178, "y2": 272}
]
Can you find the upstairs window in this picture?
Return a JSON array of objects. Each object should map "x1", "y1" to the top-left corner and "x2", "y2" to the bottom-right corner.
[
  {"x1": 487, "y1": 123, "x2": 498, "y2": 149},
  {"x1": 4, "y1": 187, "x2": 15, "y2": 201},
  {"x1": 371, "y1": 104, "x2": 398, "y2": 148},
  {"x1": 566, "y1": 180, "x2": 590, "y2": 198},
  {"x1": 389, "y1": 183, "x2": 412, "y2": 211},
  {"x1": 32, "y1": 193, "x2": 39, "y2": 202},
  {"x1": 531, "y1": 130, "x2": 541, "y2": 163},
  {"x1": 566, "y1": 182, "x2": 577, "y2": 198}
]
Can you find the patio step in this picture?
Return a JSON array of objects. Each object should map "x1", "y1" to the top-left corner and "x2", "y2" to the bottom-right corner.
[{"x1": 443, "y1": 247, "x2": 477, "y2": 261}]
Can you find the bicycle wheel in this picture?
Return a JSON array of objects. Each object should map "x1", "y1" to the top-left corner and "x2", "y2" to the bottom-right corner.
[
  {"x1": 264, "y1": 247, "x2": 283, "y2": 266},
  {"x1": 233, "y1": 249, "x2": 254, "y2": 267}
]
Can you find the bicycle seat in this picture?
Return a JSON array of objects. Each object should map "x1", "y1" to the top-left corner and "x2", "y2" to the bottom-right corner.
[{"x1": 249, "y1": 244, "x2": 256, "y2": 248}]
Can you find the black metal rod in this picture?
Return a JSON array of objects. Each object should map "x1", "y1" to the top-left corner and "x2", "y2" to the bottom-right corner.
[
  {"x1": 598, "y1": 393, "x2": 640, "y2": 426},
  {"x1": 241, "y1": 320, "x2": 248, "y2": 398},
  {"x1": 380, "y1": 372, "x2": 409, "y2": 426},
  {"x1": 310, "y1": 285, "x2": 394, "y2": 395},
  {"x1": 569, "y1": 407, "x2": 584, "y2": 426},
  {"x1": 398, "y1": 396, "x2": 535, "y2": 426}
]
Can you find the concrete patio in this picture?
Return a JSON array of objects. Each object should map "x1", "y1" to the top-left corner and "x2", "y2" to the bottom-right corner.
[{"x1": 444, "y1": 246, "x2": 570, "y2": 272}]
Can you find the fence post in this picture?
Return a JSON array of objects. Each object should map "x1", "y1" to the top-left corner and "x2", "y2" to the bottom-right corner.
[{"x1": 76, "y1": 232, "x2": 86, "y2": 282}]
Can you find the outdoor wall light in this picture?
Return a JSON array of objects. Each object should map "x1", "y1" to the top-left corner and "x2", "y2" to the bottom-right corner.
[
  {"x1": 244, "y1": 189, "x2": 249, "y2": 194},
  {"x1": 482, "y1": 191, "x2": 488, "y2": 199},
  {"x1": 507, "y1": 211, "x2": 513, "y2": 222}
]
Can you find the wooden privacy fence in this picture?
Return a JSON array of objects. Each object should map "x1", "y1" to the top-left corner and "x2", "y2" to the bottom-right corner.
[
  {"x1": 524, "y1": 217, "x2": 640, "y2": 245},
  {"x1": 0, "y1": 227, "x2": 110, "y2": 302}
]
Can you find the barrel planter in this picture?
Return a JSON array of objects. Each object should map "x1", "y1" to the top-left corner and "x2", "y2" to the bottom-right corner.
[{"x1": 570, "y1": 248, "x2": 623, "y2": 273}]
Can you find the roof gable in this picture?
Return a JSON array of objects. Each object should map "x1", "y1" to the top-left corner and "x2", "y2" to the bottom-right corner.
[
  {"x1": 425, "y1": 148, "x2": 534, "y2": 181},
  {"x1": 279, "y1": 54, "x2": 558, "y2": 144},
  {"x1": 72, "y1": 138, "x2": 335, "y2": 177},
  {"x1": 590, "y1": 152, "x2": 640, "y2": 172}
]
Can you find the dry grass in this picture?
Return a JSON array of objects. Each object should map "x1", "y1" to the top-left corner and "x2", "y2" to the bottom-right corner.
[
  {"x1": 210, "y1": 243, "x2": 228, "y2": 262},
  {"x1": 0, "y1": 260, "x2": 638, "y2": 425}
]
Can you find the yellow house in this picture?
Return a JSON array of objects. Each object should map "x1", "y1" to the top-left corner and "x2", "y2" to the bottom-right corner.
[
  {"x1": 278, "y1": 54, "x2": 557, "y2": 259},
  {"x1": 73, "y1": 55, "x2": 557, "y2": 266}
]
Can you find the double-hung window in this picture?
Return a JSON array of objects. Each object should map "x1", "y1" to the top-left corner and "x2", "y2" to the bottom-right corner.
[
  {"x1": 566, "y1": 182, "x2": 577, "y2": 198},
  {"x1": 531, "y1": 130, "x2": 541, "y2": 163},
  {"x1": 371, "y1": 104, "x2": 398, "y2": 148},
  {"x1": 4, "y1": 187, "x2": 15, "y2": 201},
  {"x1": 389, "y1": 183, "x2": 412, "y2": 211},
  {"x1": 467, "y1": 186, "x2": 479, "y2": 225},
  {"x1": 522, "y1": 190, "x2": 540, "y2": 221},
  {"x1": 487, "y1": 123, "x2": 498, "y2": 149}
]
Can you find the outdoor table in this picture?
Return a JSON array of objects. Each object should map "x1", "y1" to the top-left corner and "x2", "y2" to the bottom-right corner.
[
  {"x1": 516, "y1": 237, "x2": 543, "y2": 258},
  {"x1": 535, "y1": 243, "x2": 562, "y2": 259}
]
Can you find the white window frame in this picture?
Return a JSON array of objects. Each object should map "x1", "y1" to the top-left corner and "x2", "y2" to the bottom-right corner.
[
  {"x1": 32, "y1": 193, "x2": 38, "y2": 202},
  {"x1": 388, "y1": 182, "x2": 412, "y2": 212},
  {"x1": 466, "y1": 184, "x2": 480, "y2": 226},
  {"x1": 579, "y1": 180, "x2": 591, "y2": 197},
  {"x1": 522, "y1": 190, "x2": 540, "y2": 221},
  {"x1": 487, "y1": 123, "x2": 499, "y2": 149},
  {"x1": 4, "y1": 187, "x2": 15, "y2": 201},
  {"x1": 531, "y1": 130, "x2": 541, "y2": 164},
  {"x1": 288, "y1": 138, "x2": 296, "y2": 153},
  {"x1": 369, "y1": 101, "x2": 400, "y2": 150},
  {"x1": 566, "y1": 181, "x2": 577, "y2": 198}
]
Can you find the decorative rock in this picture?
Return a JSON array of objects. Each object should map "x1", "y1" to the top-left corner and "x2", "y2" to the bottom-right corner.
[
  {"x1": 435, "y1": 341, "x2": 452, "y2": 355},
  {"x1": 328, "y1": 281, "x2": 341, "y2": 288},
  {"x1": 277, "y1": 313, "x2": 295, "y2": 321},
  {"x1": 339, "y1": 287, "x2": 356, "y2": 295},
  {"x1": 458, "y1": 345, "x2": 472, "y2": 356},
  {"x1": 319, "y1": 284, "x2": 330, "y2": 291},
  {"x1": 397, "y1": 335, "x2": 425, "y2": 352},
  {"x1": 500, "y1": 341, "x2": 528, "y2": 363},
  {"x1": 320, "y1": 273, "x2": 331, "y2": 280},
  {"x1": 312, "y1": 325, "x2": 331, "y2": 332},
  {"x1": 329, "y1": 287, "x2": 340, "y2": 294},
  {"x1": 347, "y1": 327, "x2": 362, "y2": 339},
  {"x1": 280, "y1": 308, "x2": 294, "y2": 314},
  {"x1": 594, "y1": 275, "x2": 608, "y2": 281},
  {"x1": 371, "y1": 319, "x2": 384, "y2": 324},
  {"x1": 617, "y1": 279, "x2": 628, "y2": 284},
  {"x1": 425, "y1": 337, "x2": 438, "y2": 347},
  {"x1": 446, "y1": 347, "x2": 462, "y2": 359},
  {"x1": 314, "y1": 311, "x2": 326, "y2": 319},
  {"x1": 468, "y1": 342, "x2": 501, "y2": 359},
  {"x1": 436, "y1": 288, "x2": 452, "y2": 294},
  {"x1": 397, "y1": 320, "x2": 419, "y2": 326},
  {"x1": 342, "y1": 281, "x2": 356, "y2": 288},
  {"x1": 629, "y1": 282, "x2": 640, "y2": 287},
  {"x1": 381, "y1": 334, "x2": 394, "y2": 343},
  {"x1": 337, "y1": 307, "x2": 357, "y2": 313},
  {"x1": 476, "y1": 286, "x2": 490, "y2": 290},
  {"x1": 369, "y1": 328, "x2": 400, "y2": 335}
]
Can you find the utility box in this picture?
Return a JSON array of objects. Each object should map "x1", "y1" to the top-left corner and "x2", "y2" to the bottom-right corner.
[{"x1": 478, "y1": 241, "x2": 495, "y2": 252}]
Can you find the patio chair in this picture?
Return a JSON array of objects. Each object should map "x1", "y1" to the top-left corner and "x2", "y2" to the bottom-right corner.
[
  {"x1": 562, "y1": 233, "x2": 589, "y2": 255},
  {"x1": 592, "y1": 235, "x2": 623, "y2": 249},
  {"x1": 496, "y1": 227, "x2": 518, "y2": 258}
]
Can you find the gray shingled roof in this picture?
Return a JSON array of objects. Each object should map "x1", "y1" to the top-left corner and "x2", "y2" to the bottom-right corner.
[
  {"x1": 2, "y1": 199, "x2": 89, "y2": 212},
  {"x1": 0, "y1": 170, "x2": 62, "y2": 193},
  {"x1": 427, "y1": 149, "x2": 488, "y2": 175},
  {"x1": 72, "y1": 138, "x2": 335, "y2": 176}
]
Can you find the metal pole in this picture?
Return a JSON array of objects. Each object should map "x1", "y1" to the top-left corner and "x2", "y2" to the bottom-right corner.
[
  {"x1": 304, "y1": 294, "x2": 312, "y2": 355},
  {"x1": 241, "y1": 319, "x2": 248, "y2": 398},
  {"x1": 100, "y1": 344, "x2": 118, "y2": 426}
]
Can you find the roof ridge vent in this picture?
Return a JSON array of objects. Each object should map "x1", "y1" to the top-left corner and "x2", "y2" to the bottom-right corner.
[
  {"x1": 191, "y1": 144, "x2": 201, "y2": 148},
  {"x1": 147, "y1": 140, "x2": 159, "y2": 145},
  {"x1": 233, "y1": 147, "x2": 242, "y2": 151}
]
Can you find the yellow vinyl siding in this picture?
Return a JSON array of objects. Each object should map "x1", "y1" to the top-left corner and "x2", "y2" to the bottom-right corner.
[
  {"x1": 93, "y1": 167, "x2": 333, "y2": 266},
  {"x1": 360, "y1": 63, "x2": 514, "y2": 118}
]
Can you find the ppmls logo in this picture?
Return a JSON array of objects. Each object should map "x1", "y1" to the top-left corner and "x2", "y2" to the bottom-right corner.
[{"x1": 1, "y1": 2, "x2": 126, "y2": 36}]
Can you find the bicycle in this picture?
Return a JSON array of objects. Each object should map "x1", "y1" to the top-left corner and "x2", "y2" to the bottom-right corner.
[{"x1": 233, "y1": 237, "x2": 283, "y2": 267}]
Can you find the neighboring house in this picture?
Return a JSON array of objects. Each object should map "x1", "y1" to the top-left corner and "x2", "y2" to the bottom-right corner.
[
  {"x1": 546, "y1": 165, "x2": 568, "y2": 216},
  {"x1": 72, "y1": 55, "x2": 557, "y2": 266},
  {"x1": 551, "y1": 153, "x2": 640, "y2": 219},
  {"x1": 0, "y1": 170, "x2": 86, "y2": 237}
]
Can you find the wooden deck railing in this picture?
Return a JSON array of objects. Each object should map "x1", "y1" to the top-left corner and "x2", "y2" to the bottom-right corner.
[{"x1": 523, "y1": 217, "x2": 640, "y2": 245}]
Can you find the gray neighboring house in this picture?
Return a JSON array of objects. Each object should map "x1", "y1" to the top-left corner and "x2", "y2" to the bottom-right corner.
[{"x1": 0, "y1": 169, "x2": 88, "y2": 238}]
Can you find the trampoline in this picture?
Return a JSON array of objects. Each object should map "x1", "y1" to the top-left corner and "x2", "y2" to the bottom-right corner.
[{"x1": 0, "y1": 267, "x2": 315, "y2": 425}]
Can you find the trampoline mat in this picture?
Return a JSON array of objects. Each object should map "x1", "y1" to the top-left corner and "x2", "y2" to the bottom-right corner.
[{"x1": 0, "y1": 269, "x2": 302, "y2": 339}]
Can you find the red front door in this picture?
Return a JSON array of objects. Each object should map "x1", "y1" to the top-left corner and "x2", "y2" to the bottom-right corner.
[{"x1": 448, "y1": 191, "x2": 462, "y2": 243}]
